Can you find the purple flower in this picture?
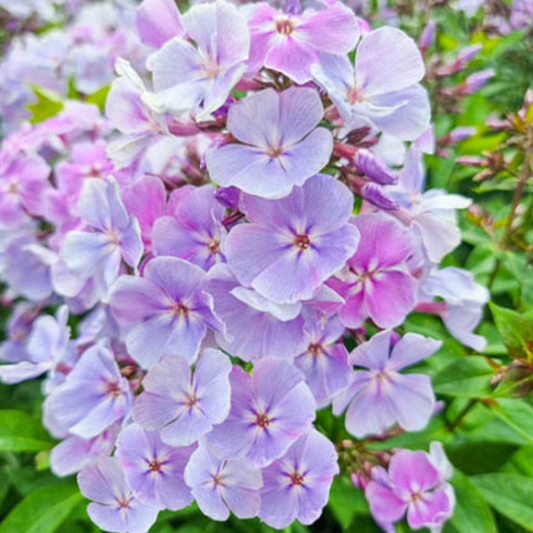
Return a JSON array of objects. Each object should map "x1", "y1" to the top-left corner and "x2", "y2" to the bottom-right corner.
[
  {"x1": 206, "y1": 88, "x2": 333, "y2": 199},
  {"x1": 259, "y1": 429, "x2": 339, "y2": 529},
  {"x1": 294, "y1": 310, "x2": 351, "y2": 408},
  {"x1": 207, "y1": 358, "x2": 315, "y2": 467},
  {"x1": 78, "y1": 457, "x2": 159, "y2": 533},
  {"x1": 420, "y1": 267, "x2": 489, "y2": 351},
  {"x1": 152, "y1": 185, "x2": 227, "y2": 271},
  {"x1": 333, "y1": 329, "x2": 440, "y2": 438},
  {"x1": 207, "y1": 264, "x2": 308, "y2": 361},
  {"x1": 365, "y1": 445, "x2": 455, "y2": 533},
  {"x1": 109, "y1": 256, "x2": 224, "y2": 368},
  {"x1": 136, "y1": 0, "x2": 184, "y2": 49},
  {"x1": 55, "y1": 140, "x2": 114, "y2": 203},
  {"x1": 0, "y1": 155, "x2": 50, "y2": 228},
  {"x1": 133, "y1": 349, "x2": 232, "y2": 447},
  {"x1": 184, "y1": 441, "x2": 262, "y2": 521},
  {"x1": 312, "y1": 27, "x2": 430, "y2": 141},
  {"x1": 328, "y1": 213, "x2": 417, "y2": 329},
  {"x1": 226, "y1": 174, "x2": 359, "y2": 303},
  {"x1": 50, "y1": 425, "x2": 118, "y2": 477},
  {"x1": 122, "y1": 176, "x2": 168, "y2": 250},
  {"x1": 116, "y1": 423, "x2": 195, "y2": 511},
  {"x1": 45, "y1": 342, "x2": 132, "y2": 439},
  {"x1": 105, "y1": 59, "x2": 168, "y2": 169},
  {"x1": 0, "y1": 305, "x2": 70, "y2": 385},
  {"x1": 0, "y1": 228, "x2": 54, "y2": 302},
  {"x1": 147, "y1": 0, "x2": 250, "y2": 119},
  {"x1": 246, "y1": 2, "x2": 359, "y2": 84},
  {"x1": 386, "y1": 147, "x2": 471, "y2": 262},
  {"x1": 60, "y1": 178, "x2": 143, "y2": 293}
]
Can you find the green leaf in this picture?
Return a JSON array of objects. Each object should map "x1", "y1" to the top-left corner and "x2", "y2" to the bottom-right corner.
[
  {"x1": 433, "y1": 357, "x2": 494, "y2": 398},
  {"x1": 447, "y1": 471, "x2": 497, "y2": 533},
  {"x1": 471, "y1": 473, "x2": 533, "y2": 532},
  {"x1": 85, "y1": 85, "x2": 110, "y2": 112},
  {"x1": 489, "y1": 399, "x2": 533, "y2": 445},
  {"x1": 0, "y1": 410, "x2": 54, "y2": 452},
  {"x1": 0, "y1": 484, "x2": 82, "y2": 533},
  {"x1": 27, "y1": 86, "x2": 64, "y2": 124},
  {"x1": 328, "y1": 475, "x2": 369, "y2": 528},
  {"x1": 489, "y1": 302, "x2": 533, "y2": 361}
]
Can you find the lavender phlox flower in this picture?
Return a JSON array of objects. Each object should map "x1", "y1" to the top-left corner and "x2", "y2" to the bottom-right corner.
[
  {"x1": 184, "y1": 440, "x2": 263, "y2": 520},
  {"x1": 116, "y1": 423, "x2": 195, "y2": 510},
  {"x1": 133, "y1": 349, "x2": 232, "y2": 446},
  {"x1": 332, "y1": 329, "x2": 440, "y2": 438},
  {"x1": 206, "y1": 357, "x2": 316, "y2": 468},
  {"x1": 294, "y1": 309, "x2": 351, "y2": 408},
  {"x1": 152, "y1": 184, "x2": 227, "y2": 271},
  {"x1": 78, "y1": 457, "x2": 159, "y2": 533},
  {"x1": 365, "y1": 444, "x2": 455, "y2": 533},
  {"x1": 106, "y1": 58, "x2": 169, "y2": 169},
  {"x1": 328, "y1": 213, "x2": 417, "y2": 329},
  {"x1": 225, "y1": 174, "x2": 359, "y2": 304},
  {"x1": 0, "y1": 305, "x2": 70, "y2": 384},
  {"x1": 59, "y1": 178, "x2": 143, "y2": 297},
  {"x1": 206, "y1": 88, "x2": 333, "y2": 199},
  {"x1": 146, "y1": 0, "x2": 250, "y2": 119},
  {"x1": 312, "y1": 27, "x2": 430, "y2": 141},
  {"x1": 45, "y1": 341, "x2": 132, "y2": 439},
  {"x1": 259, "y1": 428, "x2": 339, "y2": 529},
  {"x1": 245, "y1": 1, "x2": 359, "y2": 84},
  {"x1": 386, "y1": 147, "x2": 471, "y2": 262},
  {"x1": 109, "y1": 256, "x2": 224, "y2": 368},
  {"x1": 419, "y1": 266, "x2": 488, "y2": 351}
]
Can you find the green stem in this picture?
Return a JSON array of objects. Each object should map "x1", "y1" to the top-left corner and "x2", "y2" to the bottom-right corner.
[
  {"x1": 488, "y1": 123, "x2": 533, "y2": 287},
  {"x1": 447, "y1": 398, "x2": 478, "y2": 432}
]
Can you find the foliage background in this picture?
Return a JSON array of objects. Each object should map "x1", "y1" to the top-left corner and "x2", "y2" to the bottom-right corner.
[{"x1": 1, "y1": 1, "x2": 533, "y2": 533}]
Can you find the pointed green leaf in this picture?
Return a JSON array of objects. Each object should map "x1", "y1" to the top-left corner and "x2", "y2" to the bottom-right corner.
[
  {"x1": 0, "y1": 484, "x2": 82, "y2": 533},
  {"x1": 433, "y1": 356, "x2": 494, "y2": 398},
  {"x1": 447, "y1": 471, "x2": 498, "y2": 533},
  {"x1": 489, "y1": 302, "x2": 533, "y2": 361},
  {"x1": 0, "y1": 410, "x2": 54, "y2": 452},
  {"x1": 471, "y1": 473, "x2": 533, "y2": 531}
]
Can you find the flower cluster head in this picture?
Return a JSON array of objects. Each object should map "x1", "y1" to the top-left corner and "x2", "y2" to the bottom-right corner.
[{"x1": 0, "y1": 0, "x2": 497, "y2": 531}]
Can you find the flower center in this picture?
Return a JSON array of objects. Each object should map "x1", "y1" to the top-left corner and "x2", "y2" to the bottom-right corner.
[
  {"x1": 267, "y1": 145, "x2": 284, "y2": 159},
  {"x1": 308, "y1": 342, "x2": 323, "y2": 356},
  {"x1": 213, "y1": 473, "x2": 223, "y2": 486},
  {"x1": 289, "y1": 471, "x2": 305, "y2": 486},
  {"x1": 106, "y1": 381, "x2": 122, "y2": 397},
  {"x1": 255, "y1": 412, "x2": 271, "y2": 428},
  {"x1": 276, "y1": 17, "x2": 294, "y2": 35},
  {"x1": 7, "y1": 182, "x2": 18, "y2": 195},
  {"x1": 347, "y1": 86, "x2": 364, "y2": 105},
  {"x1": 107, "y1": 230, "x2": 121, "y2": 247},
  {"x1": 207, "y1": 238, "x2": 220, "y2": 255},
  {"x1": 117, "y1": 497, "x2": 132, "y2": 509},
  {"x1": 185, "y1": 393, "x2": 198, "y2": 408},
  {"x1": 148, "y1": 459, "x2": 162, "y2": 472},
  {"x1": 294, "y1": 234, "x2": 311, "y2": 250},
  {"x1": 203, "y1": 56, "x2": 221, "y2": 79},
  {"x1": 172, "y1": 303, "x2": 190, "y2": 316}
]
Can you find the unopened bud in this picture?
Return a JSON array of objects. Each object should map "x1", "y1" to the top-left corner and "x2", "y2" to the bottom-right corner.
[
  {"x1": 463, "y1": 69, "x2": 495, "y2": 94},
  {"x1": 355, "y1": 149, "x2": 398, "y2": 185},
  {"x1": 362, "y1": 183, "x2": 399, "y2": 210},
  {"x1": 419, "y1": 21, "x2": 436, "y2": 50}
]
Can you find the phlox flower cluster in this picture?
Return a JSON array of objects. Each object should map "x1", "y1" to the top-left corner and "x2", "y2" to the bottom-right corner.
[{"x1": 0, "y1": 0, "x2": 491, "y2": 532}]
